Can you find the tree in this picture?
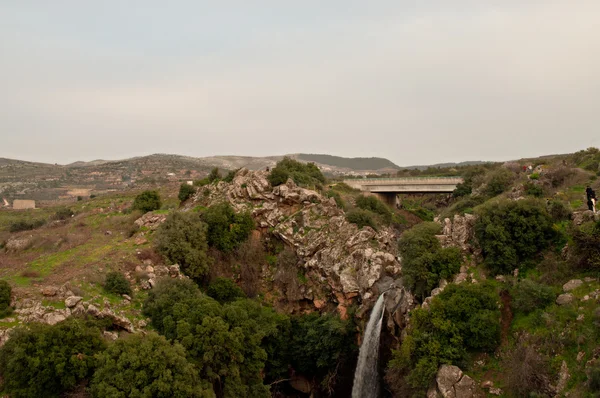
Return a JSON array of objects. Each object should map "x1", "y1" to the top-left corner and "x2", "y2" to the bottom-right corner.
[
  {"x1": 355, "y1": 195, "x2": 392, "y2": 221},
  {"x1": 104, "y1": 272, "x2": 132, "y2": 296},
  {"x1": 346, "y1": 209, "x2": 378, "y2": 230},
  {"x1": 0, "y1": 280, "x2": 12, "y2": 318},
  {"x1": 201, "y1": 203, "x2": 255, "y2": 252},
  {"x1": 484, "y1": 168, "x2": 514, "y2": 197},
  {"x1": 207, "y1": 278, "x2": 245, "y2": 303},
  {"x1": 208, "y1": 168, "x2": 221, "y2": 183},
  {"x1": 90, "y1": 333, "x2": 213, "y2": 398},
  {"x1": 178, "y1": 183, "x2": 196, "y2": 203},
  {"x1": 154, "y1": 212, "x2": 212, "y2": 280},
  {"x1": 398, "y1": 222, "x2": 462, "y2": 299},
  {"x1": 132, "y1": 191, "x2": 161, "y2": 213},
  {"x1": 0, "y1": 319, "x2": 106, "y2": 398},
  {"x1": 267, "y1": 157, "x2": 325, "y2": 187},
  {"x1": 474, "y1": 199, "x2": 556, "y2": 275}
]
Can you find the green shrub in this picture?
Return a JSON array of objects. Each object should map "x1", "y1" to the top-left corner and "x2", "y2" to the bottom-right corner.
[
  {"x1": 9, "y1": 219, "x2": 45, "y2": 232},
  {"x1": 346, "y1": 209, "x2": 378, "y2": 230},
  {"x1": 223, "y1": 169, "x2": 238, "y2": 183},
  {"x1": 388, "y1": 283, "x2": 500, "y2": 391},
  {"x1": 398, "y1": 222, "x2": 462, "y2": 299},
  {"x1": 0, "y1": 280, "x2": 12, "y2": 318},
  {"x1": 201, "y1": 203, "x2": 255, "y2": 252},
  {"x1": 524, "y1": 182, "x2": 544, "y2": 198},
  {"x1": 453, "y1": 181, "x2": 472, "y2": 197},
  {"x1": 570, "y1": 220, "x2": 600, "y2": 270},
  {"x1": 510, "y1": 280, "x2": 556, "y2": 314},
  {"x1": 53, "y1": 207, "x2": 74, "y2": 221},
  {"x1": 0, "y1": 319, "x2": 106, "y2": 398},
  {"x1": 207, "y1": 277, "x2": 245, "y2": 303},
  {"x1": 194, "y1": 178, "x2": 210, "y2": 187},
  {"x1": 474, "y1": 199, "x2": 556, "y2": 275},
  {"x1": 589, "y1": 364, "x2": 600, "y2": 392},
  {"x1": 547, "y1": 199, "x2": 572, "y2": 221},
  {"x1": 484, "y1": 168, "x2": 514, "y2": 197},
  {"x1": 132, "y1": 191, "x2": 162, "y2": 213},
  {"x1": 143, "y1": 278, "x2": 283, "y2": 398},
  {"x1": 90, "y1": 333, "x2": 212, "y2": 398},
  {"x1": 154, "y1": 212, "x2": 212, "y2": 280},
  {"x1": 178, "y1": 183, "x2": 197, "y2": 202},
  {"x1": 104, "y1": 272, "x2": 132, "y2": 296},
  {"x1": 325, "y1": 190, "x2": 345, "y2": 209},
  {"x1": 356, "y1": 195, "x2": 392, "y2": 221},
  {"x1": 208, "y1": 167, "x2": 221, "y2": 183},
  {"x1": 267, "y1": 157, "x2": 325, "y2": 187}
]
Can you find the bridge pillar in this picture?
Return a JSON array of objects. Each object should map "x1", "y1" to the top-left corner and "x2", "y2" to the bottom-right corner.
[{"x1": 370, "y1": 192, "x2": 398, "y2": 208}]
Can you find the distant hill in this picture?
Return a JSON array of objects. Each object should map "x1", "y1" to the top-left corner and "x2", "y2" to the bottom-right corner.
[
  {"x1": 295, "y1": 154, "x2": 400, "y2": 171},
  {"x1": 401, "y1": 161, "x2": 488, "y2": 170}
]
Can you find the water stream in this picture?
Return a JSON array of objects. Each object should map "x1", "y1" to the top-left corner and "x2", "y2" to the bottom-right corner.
[{"x1": 351, "y1": 293, "x2": 386, "y2": 398}]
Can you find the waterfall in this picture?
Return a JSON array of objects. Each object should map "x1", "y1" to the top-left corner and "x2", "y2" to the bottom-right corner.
[{"x1": 351, "y1": 293, "x2": 386, "y2": 398}]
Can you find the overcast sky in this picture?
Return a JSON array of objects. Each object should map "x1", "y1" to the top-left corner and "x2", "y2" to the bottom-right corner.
[{"x1": 1, "y1": 1, "x2": 599, "y2": 166}]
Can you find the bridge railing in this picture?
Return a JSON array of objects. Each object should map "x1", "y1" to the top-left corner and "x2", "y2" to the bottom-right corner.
[{"x1": 342, "y1": 176, "x2": 463, "y2": 182}]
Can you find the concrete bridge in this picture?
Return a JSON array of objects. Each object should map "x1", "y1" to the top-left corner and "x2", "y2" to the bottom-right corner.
[{"x1": 342, "y1": 176, "x2": 464, "y2": 206}]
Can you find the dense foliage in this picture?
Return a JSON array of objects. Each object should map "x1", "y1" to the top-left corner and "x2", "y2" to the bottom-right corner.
[
  {"x1": 0, "y1": 319, "x2": 106, "y2": 398},
  {"x1": 143, "y1": 279, "x2": 282, "y2": 398},
  {"x1": 355, "y1": 195, "x2": 392, "y2": 221},
  {"x1": 104, "y1": 272, "x2": 132, "y2": 296},
  {"x1": 132, "y1": 191, "x2": 162, "y2": 213},
  {"x1": 0, "y1": 280, "x2": 12, "y2": 318},
  {"x1": 398, "y1": 222, "x2": 462, "y2": 299},
  {"x1": 178, "y1": 183, "x2": 197, "y2": 202},
  {"x1": 91, "y1": 333, "x2": 213, "y2": 398},
  {"x1": 9, "y1": 219, "x2": 45, "y2": 233},
  {"x1": 206, "y1": 277, "x2": 246, "y2": 303},
  {"x1": 510, "y1": 279, "x2": 556, "y2": 314},
  {"x1": 474, "y1": 199, "x2": 556, "y2": 275},
  {"x1": 389, "y1": 283, "x2": 501, "y2": 391},
  {"x1": 208, "y1": 167, "x2": 221, "y2": 183},
  {"x1": 483, "y1": 168, "x2": 514, "y2": 197},
  {"x1": 268, "y1": 157, "x2": 325, "y2": 187},
  {"x1": 201, "y1": 203, "x2": 254, "y2": 252},
  {"x1": 570, "y1": 220, "x2": 600, "y2": 270},
  {"x1": 345, "y1": 209, "x2": 378, "y2": 230},
  {"x1": 154, "y1": 212, "x2": 212, "y2": 280}
]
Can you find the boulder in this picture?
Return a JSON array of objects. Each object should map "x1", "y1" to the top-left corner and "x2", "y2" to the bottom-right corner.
[
  {"x1": 43, "y1": 311, "x2": 68, "y2": 326},
  {"x1": 556, "y1": 293, "x2": 574, "y2": 306},
  {"x1": 5, "y1": 237, "x2": 31, "y2": 251},
  {"x1": 436, "y1": 365, "x2": 463, "y2": 398},
  {"x1": 563, "y1": 279, "x2": 583, "y2": 292},
  {"x1": 41, "y1": 286, "x2": 59, "y2": 297},
  {"x1": 103, "y1": 331, "x2": 119, "y2": 341},
  {"x1": 290, "y1": 375, "x2": 312, "y2": 394},
  {"x1": 64, "y1": 296, "x2": 83, "y2": 308}
]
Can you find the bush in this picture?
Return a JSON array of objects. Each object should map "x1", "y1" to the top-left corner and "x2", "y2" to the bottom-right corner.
[
  {"x1": 325, "y1": 190, "x2": 345, "y2": 209},
  {"x1": 453, "y1": 181, "x2": 472, "y2": 197},
  {"x1": 208, "y1": 167, "x2": 221, "y2": 183},
  {"x1": 90, "y1": 333, "x2": 211, "y2": 398},
  {"x1": 154, "y1": 212, "x2": 212, "y2": 280},
  {"x1": 201, "y1": 203, "x2": 255, "y2": 252},
  {"x1": 570, "y1": 220, "x2": 600, "y2": 270},
  {"x1": 53, "y1": 207, "x2": 74, "y2": 221},
  {"x1": 223, "y1": 169, "x2": 238, "y2": 183},
  {"x1": 178, "y1": 183, "x2": 196, "y2": 202},
  {"x1": 398, "y1": 222, "x2": 462, "y2": 299},
  {"x1": 355, "y1": 195, "x2": 392, "y2": 221},
  {"x1": 132, "y1": 191, "x2": 162, "y2": 213},
  {"x1": 484, "y1": 168, "x2": 515, "y2": 197},
  {"x1": 504, "y1": 339, "x2": 551, "y2": 397},
  {"x1": 267, "y1": 157, "x2": 325, "y2": 187},
  {"x1": 207, "y1": 277, "x2": 245, "y2": 303},
  {"x1": 104, "y1": 272, "x2": 132, "y2": 296},
  {"x1": 510, "y1": 280, "x2": 556, "y2": 314},
  {"x1": 474, "y1": 199, "x2": 556, "y2": 275},
  {"x1": 0, "y1": 319, "x2": 106, "y2": 397},
  {"x1": 9, "y1": 219, "x2": 45, "y2": 232},
  {"x1": 0, "y1": 280, "x2": 12, "y2": 318},
  {"x1": 388, "y1": 283, "x2": 500, "y2": 392},
  {"x1": 524, "y1": 182, "x2": 544, "y2": 198},
  {"x1": 194, "y1": 178, "x2": 210, "y2": 187},
  {"x1": 547, "y1": 199, "x2": 572, "y2": 221},
  {"x1": 346, "y1": 209, "x2": 378, "y2": 230}
]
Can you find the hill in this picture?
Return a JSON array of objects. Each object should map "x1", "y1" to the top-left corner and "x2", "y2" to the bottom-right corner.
[{"x1": 295, "y1": 153, "x2": 400, "y2": 171}]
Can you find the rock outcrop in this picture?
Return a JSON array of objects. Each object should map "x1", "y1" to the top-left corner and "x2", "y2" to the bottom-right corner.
[
  {"x1": 190, "y1": 169, "x2": 414, "y2": 320},
  {"x1": 436, "y1": 214, "x2": 477, "y2": 253},
  {"x1": 427, "y1": 365, "x2": 480, "y2": 398}
]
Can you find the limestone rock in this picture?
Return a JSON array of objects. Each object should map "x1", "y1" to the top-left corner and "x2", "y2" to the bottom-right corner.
[
  {"x1": 103, "y1": 331, "x2": 119, "y2": 341},
  {"x1": 134, "y1": 213, "x2": 167, "y2": 230},
  {"x1": 43, "y1": 311, "x2": 68, "y2": 326},
  {"x1": 573, "y1": 210, "x2": 596, "y2": 225},
  {"x1": 455, "y1": 374, "x2": 477, "y2": 397},
  {"x1": 556, "y1": 293, "x2": 574, "y2": 306},
  {"x1": 563, "y1": 279, "x2": 583, "y2": 292},
  {"x1": 64, "y1": 296, "x2": 83, "y2": 308},
  {"x1": 5, "y1": 237, "x2": 31, "y2": 251},
  {"x1": 556, "y1": 360, "x2": 569, "y2": 394},
  {"x1": 41, "y1": 286, "x2": 59, "y2": 297},
  {"x1": 431, "y1": 365, "x2": 481, "y2": 398}
]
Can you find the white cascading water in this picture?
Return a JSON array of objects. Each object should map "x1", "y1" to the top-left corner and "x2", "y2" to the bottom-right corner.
[{"x1": 351, "y1": 293, "x2": 386, "y2": 398}]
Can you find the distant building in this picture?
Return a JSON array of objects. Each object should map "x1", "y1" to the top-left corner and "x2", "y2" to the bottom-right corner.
[
  {"x1": 13, "y1": 199, "x2": 36, "y2": 210},
  {"x1": 187, "y1": 181, "x2": 194, "y2": 186}
]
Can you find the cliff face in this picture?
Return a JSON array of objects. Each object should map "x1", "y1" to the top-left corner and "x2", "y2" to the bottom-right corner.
[{"x1": 190, "y1": 168, "x2": 415, "y2": 324}]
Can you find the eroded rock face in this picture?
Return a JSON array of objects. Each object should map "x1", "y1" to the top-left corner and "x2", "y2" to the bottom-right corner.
[
  {"x1": 430, "y1": 365, "x2": 481, "y2": 398},
  {"x1": 190, "y1": 169, "x2": 413, "y2": 318},
  {"x1": 134, "y1": 213, "x2": 167, "y2": 230},
  {"x1": 437, "y1": 214, "x2": 477, "y2": 253}
]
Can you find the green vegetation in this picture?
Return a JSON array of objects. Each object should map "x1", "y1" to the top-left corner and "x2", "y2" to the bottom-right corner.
[
  {"x1": 208, "y1": 167, "x2": 221, "y2": 183},
  {"x1": 0, "y1": 319, "x2": 107, "y2": 398},
  {"x1": 206, "y1": 277, "x2": 245, "y2": 303},
  {"x1": 524, "y1": 182, "x2": 544, "y2": 197},
  {"x1": 90, "y1": 333, "x2": 212, "y2": 398},
  {"x1": 178, "y1": 183, "x2": 197, "y2": 202},
  {"x1": 346, "y1": 209, "x2": 377, "y2": 230},
  {"x1": 474, "y1": 199, "x2": 556, "y2": 275},
  {"x1": 268, "y1": 157, "x2": 325, "y2": 187},
  {"x1": 53, "y1": 207, "x2": 74, "y2": 221},
  {"x1": 398, "y1": 222, "x2": 462, "y2": 299},
  {"x1": 356, "y1": 195, "x2": 392, "y2": 221},
  {"x1": 297, "y1": 154, "x2": 400, "y2": 170},
  {"x1": 201, "y1": 202, "x2": 254, "y2": 252},
  {"x1": 509, "y1": 279, "x2": 556, "y2": 314},
  {"x1": 570, "y1": 220, "x2": 600, "y2": 270},
  {"x1": 0, "y1": 280, "x2": 13, "y2": 318},
  {"x1": 154, "y1": 212, "x2": 212, "y2": 281},
  {"x1": 389, "y1": 283, "x2": 501, "y2": 392},
  {"x1": 132, "y1": 191, "x2": 162, "y2": 213},
  {"x1": 9, "y1": 218, "x2": 46, "y2": 233},
  {"x1": 104, "y1": 272, "x2": 132, "y2": 296},
  {"x1": 483, "y1": 168, "x2": 515, "y2": 197},
  {"x1": 223, "y1": 169, "x2": 238, "y2": 183}
]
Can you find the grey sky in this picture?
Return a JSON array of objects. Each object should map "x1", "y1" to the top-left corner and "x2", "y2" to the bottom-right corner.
[{"x1": 1, "y1": 1, "x2": 599, "y2": 166}]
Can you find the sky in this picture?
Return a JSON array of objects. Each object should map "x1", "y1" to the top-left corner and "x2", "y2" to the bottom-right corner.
[{"x1": 1, "y1": 1, "x2": 599, "y2": 166}]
